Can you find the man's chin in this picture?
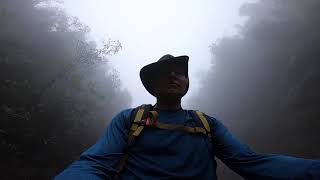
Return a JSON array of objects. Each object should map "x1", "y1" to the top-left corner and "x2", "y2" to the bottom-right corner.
[
  {"x1": 155, "y1": 89, "x2": 185, "y2": 99},
  {"x1": 165, "y1": 90, "x2": 184, "y2": 99}
]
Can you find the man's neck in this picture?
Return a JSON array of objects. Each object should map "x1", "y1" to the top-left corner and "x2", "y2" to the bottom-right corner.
[{"x1": 155, "y1": 98, "x2": 182, "y2": 111}]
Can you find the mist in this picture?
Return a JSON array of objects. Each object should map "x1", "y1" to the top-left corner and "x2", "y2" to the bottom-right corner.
[
  {"x1": 62, "y1": 0, "x2": 253, "y2": 107},
  {"x1": 1, "y1": 0, "x2": 319, "y2": 180},
  {"x1": 187, "y1": 0, "x2": 320, "y2": 179},
  {"x1": 1, "y1": 0, "x2": 130, "y2": 179}
]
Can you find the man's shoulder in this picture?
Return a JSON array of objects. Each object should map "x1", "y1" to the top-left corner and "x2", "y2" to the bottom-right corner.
[
  {"x1": 109, "y1": 108, "x2": 136, "y2": 129},
  {"x1": 117, "y1": 108, "x2": 136, "y2": 119},
  {"x1": 119, "y1": 106, "x2": 219, "y2": 121},
  {"x1": 119, "y1": 108, "x2": 136, "y2": 114},
  {"x1": 183, "y1": 109, "x2": 216, "y2": 118},
  {"x1": 117, "y1": 105, "x2": 153, "y2": 120},
  {"x1": 184, "y1": 109, "x2": 222, "y2": 126}
]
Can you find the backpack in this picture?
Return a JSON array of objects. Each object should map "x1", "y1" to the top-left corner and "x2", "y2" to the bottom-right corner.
[{"x1": 116, "y1": 104, "x2": 213, "y2": 175}]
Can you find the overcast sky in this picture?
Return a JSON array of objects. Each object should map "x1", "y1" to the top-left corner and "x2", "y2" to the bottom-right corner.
[{"x1": 62, "y1": 0, "x2": 255, "y2": 107}]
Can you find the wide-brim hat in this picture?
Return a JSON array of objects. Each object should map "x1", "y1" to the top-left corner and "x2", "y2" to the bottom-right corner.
[{"x1": 140, "y1": 54, "x2": 189, "y2": 97}]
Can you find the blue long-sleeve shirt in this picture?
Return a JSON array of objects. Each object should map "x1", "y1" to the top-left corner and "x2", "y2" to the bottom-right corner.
[{"x1": 55, "y1": 108, "x2": 320, "y2": 179}]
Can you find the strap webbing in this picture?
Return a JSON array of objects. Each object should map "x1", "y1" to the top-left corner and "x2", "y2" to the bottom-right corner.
[
  {"x1": 148, "y1": 111, "x2": 159, "y2": 120},
  {"x1": 153, "y1": 122, "x2": 207, "y2": 134},
  {"x1": 195, "y1": 111, "x2": 211, "y2": 133},
  {"x1": 116, "y1": 151, "x2": 129, "y2": 177},
  {"x1": 132, "y1": 125, "x2": 144, "y2": 136},
  {"x1": 194, "y1": 111, "x2": 213, "y2": 155},
  {"x1": 116, "y1": 107, "x2": 146, "y2": 174},
  {"x1": 134, "y1": 108, "x2": 145, "y2": 122}
]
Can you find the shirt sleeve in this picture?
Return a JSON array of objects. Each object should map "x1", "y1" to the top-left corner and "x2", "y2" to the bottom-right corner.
[
  {"x1": 209, "y1": 116, "x2": 320, "y2": 180},
  {"x1": 54, "y1": 109, "x2": 134, "y2": 180}
]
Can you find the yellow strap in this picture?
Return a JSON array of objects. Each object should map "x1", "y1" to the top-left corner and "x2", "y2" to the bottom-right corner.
[
  {"x1": 130, "y1": 123, "x2": 138, "y2": 131},
  {"x1": 149, "y1": 111, "x2": 159, "y2": 120},
  {"x1": 127, "y1": 132, "x2": 135, "y2": 145},
  {"x1": 128, "y1": 123, "x2": 143, "y2": 144},
  {"x1": 154, "y1": 122, "x2": 207, "y2": 134},
  {"x1": 196, "y1": 111, "x2": 211, "y2": 133},
  {"x1": 194, "y1": 111, "x2": 213, "y2": 156},
  {"x1": 117, "y1": 106, "x2": 146, "y2": 174},
  {"x1": 132, "y1": 126, "x2": 144, "y2": 136},
  {"x1": 134, "y1": 108, "x2": 145, "y2": 122},
  {"x1": 117, "y1": 152, "x2": 129, "y2": 172},
  {"x1": 131, "y1": 107, "x2": 146, "y2": 137}
]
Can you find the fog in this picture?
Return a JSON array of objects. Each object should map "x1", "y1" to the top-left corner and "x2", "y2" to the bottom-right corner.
[
  {"x1": 1, "y1": 0, "x2": 319, "y2": 179},
  {"x1": 62, "y1": 0, "x2": 254, "y2": 107},
  {"x1": 187, "y1": 1, "x2": 320, "y2": 179},
  {"x1": 0, "y1": 0, "x2": 130, "y2": 179}
]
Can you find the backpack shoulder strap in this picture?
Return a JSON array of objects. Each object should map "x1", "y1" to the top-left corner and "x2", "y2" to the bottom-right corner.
[
  {"x1": 116, "y1": 104, "x2": 153, "y2": 175},
  {"x1": 190, "y1": 110, "x2": 213, "y2": 155},
  {"x1": 128, "y1": 104, "x2": 153, "y2": 139},
  {"x1": 194, "y1": 111, "x2": 211, "y2": 134}
]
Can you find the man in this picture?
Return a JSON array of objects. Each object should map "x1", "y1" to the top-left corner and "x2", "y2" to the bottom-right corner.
[{"x1": 55, "y1": 54, "x2": 320, "y2": 179}]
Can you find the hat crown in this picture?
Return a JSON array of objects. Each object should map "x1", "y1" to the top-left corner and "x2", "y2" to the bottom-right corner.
[{"x1": 158, "y1": 54, "x2": 175, "y2": 62}]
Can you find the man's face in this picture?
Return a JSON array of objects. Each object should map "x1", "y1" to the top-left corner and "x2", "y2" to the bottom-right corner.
[{"x1": 153, "y1": 63, "x2": 189, "y2": 99}]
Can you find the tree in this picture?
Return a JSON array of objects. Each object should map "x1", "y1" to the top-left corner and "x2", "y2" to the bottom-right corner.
[
  {"x1": 0, "y1": 0, "x2": 131, "y2": 179},
  {"x1": 187, "y1": 1, "x2": 320, "y2": 179}
]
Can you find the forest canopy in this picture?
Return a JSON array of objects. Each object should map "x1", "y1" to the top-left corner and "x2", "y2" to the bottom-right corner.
[
  {"x1": 187, "y1": 1, "x2": 320, "y2": 179},
  {"x1": 0, "y1": 0, "x2": 131, "y2": 179}
]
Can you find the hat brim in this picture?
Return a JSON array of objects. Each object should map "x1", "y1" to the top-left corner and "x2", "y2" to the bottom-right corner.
[{"x1": 140, "y1": 55, "x2": 189, "y2": 97}]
